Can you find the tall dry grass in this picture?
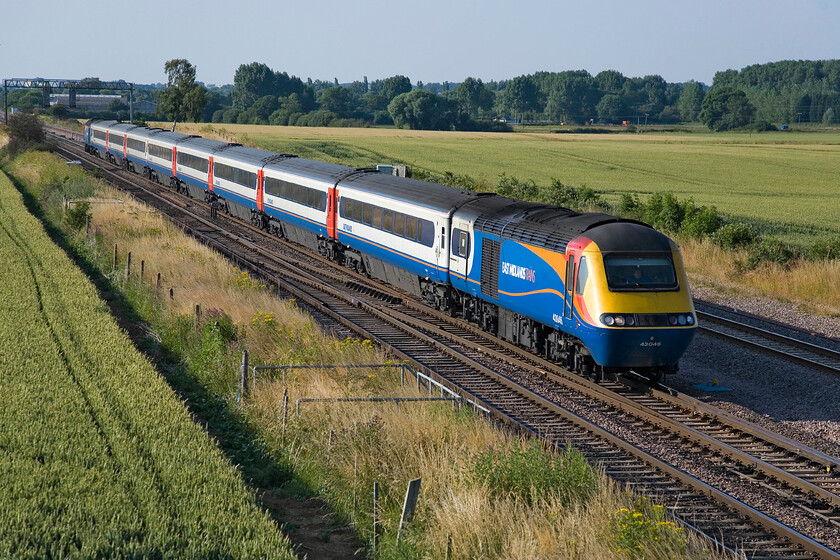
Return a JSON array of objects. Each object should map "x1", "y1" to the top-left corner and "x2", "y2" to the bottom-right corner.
[{"x1": 680, "y1": 237, "x2": 840, "y2": 316}]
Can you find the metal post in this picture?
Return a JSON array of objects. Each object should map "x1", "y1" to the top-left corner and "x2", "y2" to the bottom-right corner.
[
  {"x1": 281, "y1": 387, "x2": 289, "y2": 445},
  {"x1": 4, "y1": 79, "x2": 7, "y2": 123},
  {"x1": 129, "y1": 84, "x2": 134, "y2": 123},
  {"x1": 397, "y1": 478, "x2": 421, "y2": 542}
]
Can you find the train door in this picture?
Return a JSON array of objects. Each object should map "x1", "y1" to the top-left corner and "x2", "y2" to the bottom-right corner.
[
  {"x1": 208, "y1": 157, "x2": 215, "y2": 192},
  {"x1": 564, "y1": 252, "x2": 576, "y2": 320},
  {"x1": 450, "y1": 221, "x2": 470, "y2": 282},
  {"x1": 256, "y1": 169, "x2": 264, "y2": 211},
  {"x1": 327, "y1": 187, "x2": 337, "y2": 239}
]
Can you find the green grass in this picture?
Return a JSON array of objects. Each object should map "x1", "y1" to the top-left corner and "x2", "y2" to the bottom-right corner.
[
  {"x1": 175, "y1": 123, "x2": 840, "y2": 246},
  {"x1": 0, "y1": 168, "x2": 294, "y2": 559}
]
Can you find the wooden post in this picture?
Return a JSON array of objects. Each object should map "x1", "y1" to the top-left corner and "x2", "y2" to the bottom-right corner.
[
  {"x1": 328, "y1": 429, "x2": 334, "y2": 452},
  {"x1": 169, "y1": 288, "x2": 174, "y2": 300},
  {"x1": 372, "y1": 482, "x2": 379, "y2": 552},
  {"x1": 140, "y1": 260, "x2": 145, "y2": 281},
  {"x1": 446, "y1": 533, "x2": 453, "y2": 560},
  {"x1": 124, "y1": 252, "x2": 132, "y2": 282},
  {"x1": 281, "y1": 387, "x2": 289, "y2": 445},
  {"x1": 397, "y1": 478, "x2": 422, "y2": 542},
  {"x1": 194, "y1": 304, "x2": 201, "y2": 328},
  {"x1": 155, "y1": 273, "x2": 161, "y2": 297},
  {"x1": 85, "y1": 214, "x2": 90, "y2": 236},
  {"x1": 239, "y1": 350, "x2": 250, "y2": 402},
  {"x1": 113, "y1": 244, "x2": 118, "y2": 271}
]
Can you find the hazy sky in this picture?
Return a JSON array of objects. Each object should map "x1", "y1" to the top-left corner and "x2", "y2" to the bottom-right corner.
[{"x1": 2, "y1": 0, "x2": 838, "y2": 87}]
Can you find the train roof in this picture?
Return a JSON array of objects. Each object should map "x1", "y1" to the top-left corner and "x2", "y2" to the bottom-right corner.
[
  {"x1": 265, "y1": 157, "x2": 354, "y2": 184},
  {"x1": 178, "y1": 136, "x2": 231, "y2": 152},
  {"x1": 211, "y1": 144, "x2": 283, "y2": 166},
  {"x1": 469, "y1": 196, "x2": 664, "y2": 253},
  {"x1": 107, "y1": 123, "x2": 139, "y2": 134},
  {"x1": 341, "y1": 172, "x2": 485, "y2": 215}
]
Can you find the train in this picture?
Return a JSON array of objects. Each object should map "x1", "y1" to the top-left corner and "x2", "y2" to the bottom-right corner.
[{"x1": 84, "y1": 118, "x2": 697, "y2": 382}]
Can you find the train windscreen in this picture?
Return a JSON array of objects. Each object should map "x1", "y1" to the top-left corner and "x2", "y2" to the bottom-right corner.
[{"x1": 603, "y1": 254, "x2": 678, "y2": 292}]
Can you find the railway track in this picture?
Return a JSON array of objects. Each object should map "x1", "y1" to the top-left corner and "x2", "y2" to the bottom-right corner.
[
  {"x1": 46, "y1": 130, "x2": 840, "y2": 559},
  {"x1": 696, "y1": 308, "x2": 840, "y2": 376}
]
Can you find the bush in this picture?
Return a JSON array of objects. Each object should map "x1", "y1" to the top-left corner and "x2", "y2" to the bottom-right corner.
[
  {"x1": 615, "y1": 193, "x2": 643, "y2": 220},
  {"x1": 65, "y1": 200, "x2": 91, "y2": 230},
  {"x1": 496, "y1": 173, "x2": 539, "y2": 200},
  {"x1": 747, "y1": 239, "x2": 798, "y2": 269},
  {"x1": 541, "y1": 178, "x2": 607, "y2": 210},
  {"x1": 807, "y1": 236, "x2": 840, "y2": 261},
  {"x1": 681, "y1": 205, "x2": 723, "y2": 238},
  {"x1": 643, "y1": 192, "x2": 688, "y2": 233},
  {"x1": 6, "y1": 112, "x2": 46, "y2": 156},
  {"x1": 713, "y1": 222, "x2": 757, "y2": 249}
]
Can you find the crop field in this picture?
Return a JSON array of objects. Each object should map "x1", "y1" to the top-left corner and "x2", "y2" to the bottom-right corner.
[
  {"x1": 0, "y1": 170, "x2": 293, "y2": 558},
  {"x1": 167, "y1": 122, "x2": 840, "y2": 245}
]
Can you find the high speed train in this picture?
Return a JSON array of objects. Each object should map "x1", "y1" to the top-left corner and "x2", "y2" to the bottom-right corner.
[{"x1": 85, "y1": 118, "x2": 696, "y2": 382}]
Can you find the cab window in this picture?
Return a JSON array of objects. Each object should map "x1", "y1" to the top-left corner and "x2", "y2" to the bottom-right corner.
[
  {"x1": 603, "y1": 254, "x2": 678, "y2": 292},
  {"x1": 575, "y1": 256, "x2": 588, "y2": 295},
  {"x1": 451, "y1": 229, "x2": 470, "y2": 258}
]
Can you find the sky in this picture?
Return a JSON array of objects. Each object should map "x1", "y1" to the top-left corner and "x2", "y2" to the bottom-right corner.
[{"x1": 2, "y1": 0, "x2": 839, "y2": 87}]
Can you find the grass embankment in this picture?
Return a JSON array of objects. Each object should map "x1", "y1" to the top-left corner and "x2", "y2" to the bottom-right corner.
[
  {"x1": 0, "y1": 167, "x2": 294, "y2": 558},
  {"x1": 3, "y1": 148, "x2": 726, "y2": 559},
  {"x1": 161, "y1": 122, "x2": 840, "y2": 317}
]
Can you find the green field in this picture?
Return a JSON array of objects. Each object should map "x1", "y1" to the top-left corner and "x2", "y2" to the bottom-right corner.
[
  {"x1": 175, "y1": 123, "x2": 840, "y2": 246},
  {"x1": 0, "y1": 169, "x2": 293, "y2": 558}
]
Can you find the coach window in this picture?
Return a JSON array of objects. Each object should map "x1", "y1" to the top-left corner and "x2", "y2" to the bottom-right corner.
[
  {"x1": 383, "y1": 210, "x2": 394, "y2": 231},
  {"x1": 363, "y1": 204, "x2": 373, "y2": 225},
  {"x1": 394, "y1": 213, "x2": 405, "y2": 236},
  {"x1": 405, "y1": 216, "x2": 417, "y2": 240},
  {"x1": 372, "y1": 207, "x2": 382, "y2": 228},
  {"x1": 575, "y1": 256, "x2": 588, "y2": 295},
  {"x1": 353, "y1": 201, "x2": 363, "y2": 222}
]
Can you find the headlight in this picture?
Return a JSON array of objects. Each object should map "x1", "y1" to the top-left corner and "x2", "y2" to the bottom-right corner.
[
  {"x1": 601, "y1": 314, "x2": 615, "y2": 326},
  {"x1": 625, "y1": 315, "x2": 635, "y2": 326},
  {"x1": 614, "y1": 315, "x2": 626, "y2": 326},
  {"x1": 686, "y1": 314, "x2": 694, "y2": 325},
  {"x1": 678, "y1": 315, "x2": 687, "y2": 325},
  {"x1": 668, "y1": 315, "x2": 678, "y2": 325}
]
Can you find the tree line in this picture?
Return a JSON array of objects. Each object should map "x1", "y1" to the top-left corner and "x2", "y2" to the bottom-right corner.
[{"x1": 5, "y1": 59, "x2": 840, "y2": 132}]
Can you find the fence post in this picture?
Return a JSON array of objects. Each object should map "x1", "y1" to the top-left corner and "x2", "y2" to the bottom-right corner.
[
  {"x1": 446, "y1": 533, "x2": 453, "y2": 560},
  {"x1": 155, "y1": 272, "x2": 161, "y2": 300},
  {"x1": 397, "y1": 478, "x2": 421, "y2": 542},
  {"x1": 281, "y1": 387, "x2": 289, "y2": 445},
  {"x1": 372, "y1": 482, "x2": 379, "y2": 552},
  {"x1": 113, "y1": 244, "x2": 118, "y2": 271},
  {"x1": 140, "y1": 260, "x2": 145, "y2": 282},
  {"x1": 239, "y1": 350, "x2": 250, "y2": 403},
  {"x1": 124, "y1": 251, "x2": 132, "y2": 282},
  {"x1": 194, "y1": 304, "x2": 201, "y2": 329}
]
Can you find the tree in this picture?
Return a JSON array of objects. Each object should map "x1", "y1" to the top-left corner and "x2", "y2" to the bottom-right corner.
[
  {"x1": 596, "y1": 94, "x2": 623, "y2": 123},
  {"x1": 544, "y1": 71, "x2": 598, "y2": 123},
  {"x1": 499, "y1": 75, "x2": 539, "y2": 120},
  {"x1": 159, "y1": 59, "x2": 206, "y2": 129},
  {"x1": 232, "y1": 62, "x2": 277, "y2": 110},
  {"x1": 388, "y1": 90, "x2": 456, "y2": 130},
  {"x1": 699, "y1": 87, "x2": 755, "y2": 131},
  {"x1": 453, "y1": 77, "x2": 494, "y2": 118},
  {"x1": 677, "y1": 81, "x2": 705, "y2": 122},
  {"x1": 251, "y1": 95, "x2": 280, "y2": 119},
  {"x1": 6, "y1": 112, "x2": 46, "y2": 156},
  {"x1": 317, "y1": 86, "x2": 353, "y2": 115}
]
